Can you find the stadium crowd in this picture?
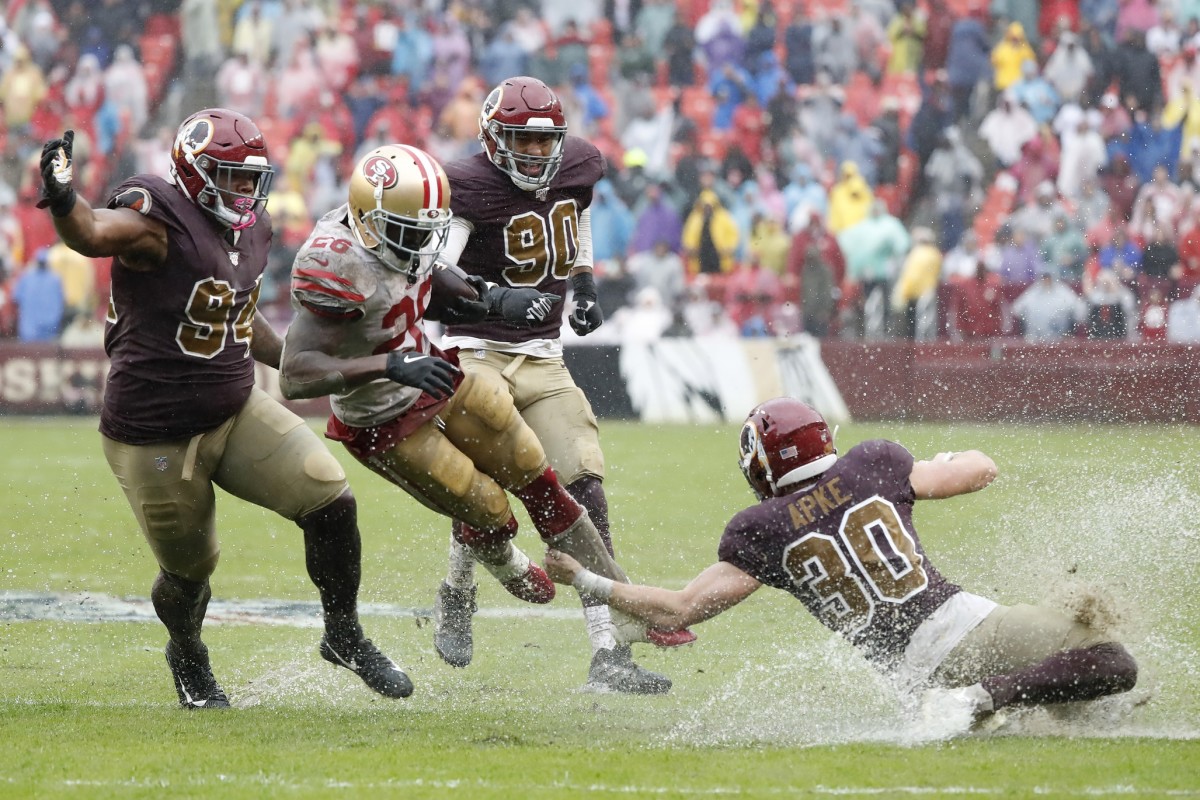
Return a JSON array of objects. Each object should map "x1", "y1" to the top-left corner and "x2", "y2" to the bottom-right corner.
[{"x1": 6, "y1": 0, "x2": 1200, "y2": 345}]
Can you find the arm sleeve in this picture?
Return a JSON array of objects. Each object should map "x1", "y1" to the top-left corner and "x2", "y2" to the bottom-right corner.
[
  {"x1": 575, "y1": 206, "x2": 594, "y2": 269},
  {"x1": 442, "y1": 216, "x2": 474, "y2": 267}
]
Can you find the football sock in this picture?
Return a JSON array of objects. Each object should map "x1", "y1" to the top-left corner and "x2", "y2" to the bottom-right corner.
[
  {"x1": 584, "y1": 605, "x2": 618, "y2": 654},
  {"x1": 567, "y1": 475, "x2": 614, "y2": 556},
  {"x1": 981, "y1": 643, "x2": 1138, "y2": 710},
  {"x1": 298, "y1": 491, "x2": 362, "y2": 643},
  {"x1": 151, "y1": 569, "x2": 210, "y2": 649},
  {"x1": 512, "y1": 466, "x2": 581, "y2": 537},
  {"x1": 445, "y1": 535, "x2": 476, "y2": 590}
]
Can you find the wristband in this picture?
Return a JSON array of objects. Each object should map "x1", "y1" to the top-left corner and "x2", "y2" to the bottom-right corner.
[
  {"x1": 571, "y1": 569, "x2": 614, "y2": 601},
  {"x1": 569, "y1": 270, "x2": 597, "y2": 300}
]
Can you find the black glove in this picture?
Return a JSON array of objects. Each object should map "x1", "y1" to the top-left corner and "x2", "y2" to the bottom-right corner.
[
  {"x1": 384, "y1": 350, "x2": 460, "y2": 399},
  {"x1": 36, "y1": 130, "x2": 77, "y2": 217},
  {"x1": 488, "y1": 285, "x2": 561, "y2": 326},
  {"x1": 428, "y1": 274, "x2": 490, "y2": 325},
  {"x1": 568, "y1": 271, "x2": 603, "y2": 335}
]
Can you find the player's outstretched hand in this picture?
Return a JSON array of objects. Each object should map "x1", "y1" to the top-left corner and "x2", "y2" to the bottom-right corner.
[
  {"x1": 568, "y1": 271, "x2": 603, "y2": 335},
  {"x1": 489, "y1": 287, "x2": 560, "y2": 326},
  {"x1": 384, "y1": 351, "x2": 460, "y2": 399},
  {"x1": 36, "y1": 130, "x2": 77, "y2": 216},
  {"x1": 543, "y1": 548, "x2": 583, "y2": 585}
]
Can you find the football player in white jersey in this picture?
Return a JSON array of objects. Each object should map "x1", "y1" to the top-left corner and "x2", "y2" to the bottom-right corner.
[{"x1": 279, "y1": 145, "x2": 649, "y2": 688}]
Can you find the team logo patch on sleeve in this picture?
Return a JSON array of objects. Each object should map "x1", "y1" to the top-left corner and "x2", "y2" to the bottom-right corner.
[{"x1": 110, "y1": 187, "x2": 153, "y2": 215}]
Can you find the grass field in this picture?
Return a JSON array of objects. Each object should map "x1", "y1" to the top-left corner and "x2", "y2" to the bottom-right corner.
[{"x1": 2, "y1": 417, "x2": 1199, "y2": 799}]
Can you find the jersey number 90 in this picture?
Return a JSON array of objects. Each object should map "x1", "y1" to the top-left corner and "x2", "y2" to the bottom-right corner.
[{"x1": 502, "y1": 200, "x2": 579, "y2": 286}]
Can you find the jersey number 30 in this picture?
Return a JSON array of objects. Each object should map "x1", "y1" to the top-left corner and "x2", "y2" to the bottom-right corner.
[{"x1": 782, "y1": 496, "x2": 929, "y2": 636}]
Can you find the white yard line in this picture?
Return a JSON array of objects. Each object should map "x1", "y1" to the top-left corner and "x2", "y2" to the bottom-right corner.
[
  {"x1": 0, "y1": 591, "x2": 582, "y2": 627},
  {"x1": 19, "y1": 776, "x2": 1196, "y2": 796}
]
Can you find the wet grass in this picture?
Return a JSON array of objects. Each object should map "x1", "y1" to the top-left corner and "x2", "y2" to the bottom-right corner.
[{"x1": 1, "y1": 417, "x2": 1198, "y2": 798}]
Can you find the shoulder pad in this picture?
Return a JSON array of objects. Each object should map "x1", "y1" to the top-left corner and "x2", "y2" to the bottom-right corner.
[{"x1": 291, "y1": 238, "x2": 378, "y2": 319}]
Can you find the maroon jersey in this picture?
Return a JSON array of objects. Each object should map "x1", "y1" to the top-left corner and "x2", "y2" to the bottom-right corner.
[
  {"x1": 100, "y1": 175, "x2": 272, "y2": 444},
  {"x1": 442, "y1": 136, "x2": 605, "y2": 343},
  {"x1": 718, "y1": 440, "x2": 961, "y2": 667}
]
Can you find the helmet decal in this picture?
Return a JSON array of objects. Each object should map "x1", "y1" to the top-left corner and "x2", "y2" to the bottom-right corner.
[
  {"x1": 175, "y1": 118, "x2": 214, "y2": 158},
  {"x1": 362, "y1": 155, "x2": 399, "y2": 189}
]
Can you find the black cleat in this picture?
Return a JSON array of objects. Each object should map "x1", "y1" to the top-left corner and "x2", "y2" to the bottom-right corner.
[
  {"x1": 165, "y1": 641, "x2": 231, "y2": 710},
  {"x1": 585, "y1": 644, "x2": 672, "y2": 695},
  {"x1": 319, "y1": 635, "x2": 413, "y2": 698},
  {"x1": 433, "y1": 581, "x2": 477, "y2": 668}
]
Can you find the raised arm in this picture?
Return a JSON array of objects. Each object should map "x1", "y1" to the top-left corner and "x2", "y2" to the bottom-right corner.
[
  {"x1": 908, "y1": 450, "x2": 997, "y2": 499},
  {"x1": 38, "y1": 130, "x2": 167, "y2": 269},
  {"x1": 544, "y1": 550, "x2": 762, "y2": 630}
]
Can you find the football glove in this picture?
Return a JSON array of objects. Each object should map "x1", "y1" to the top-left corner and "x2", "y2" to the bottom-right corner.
[
  {"x1": 488, "y1": 285, "x2": 561, "y2": 326},
  {"x1": 36, "y1": 130, "x2": 77, "y2": 217},
  {"x1": 568, "y1": 271, "x2": 603, "y2": 335},
  {"x1": 428, "y1": 274, "x2": 490, "y2": 325},
  {"x1": 384, "y1": 351, "x2": 460, "y2": 399}
]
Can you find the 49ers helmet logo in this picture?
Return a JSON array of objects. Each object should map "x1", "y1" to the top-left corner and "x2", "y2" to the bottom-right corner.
[
  {"x1": 175, "y1": 118, "x2": 214, "y2": 157},
  {"x1": 362, "y1": 155, "x2": 399, "y2": 189}
]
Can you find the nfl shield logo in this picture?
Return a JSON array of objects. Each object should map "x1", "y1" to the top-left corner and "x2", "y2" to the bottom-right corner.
[
  {"x1": 154, "y1": 456, "x2": 168, "y2": 472},
  {"x1": 228, "y1": 251, "x2": 240, "y2": 266}
]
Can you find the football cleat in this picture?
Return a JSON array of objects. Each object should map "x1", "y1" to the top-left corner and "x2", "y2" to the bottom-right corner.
[
  {"x1": 165, "y1": 641, "x2": 231, "y2": 710},
  {"x1": 647, "y1": 627, "x2": 699, "y2": 648},
  {"x1": 319, "y1": 635, "x2": 413, "y2": 698},
  {"x1": 585, "y1": 644, "x2": 672, "y2": 695},
  {"x1": 433, "y1": 581, "x2": 477, "y2": 668}
]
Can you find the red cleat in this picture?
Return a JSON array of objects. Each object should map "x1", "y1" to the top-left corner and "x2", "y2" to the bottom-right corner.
[
  {"x1": 500, "y1": 563, "x2": 556, "y2": 604},
  {"x1": 647, "y1": 627, "x2": 698, "y2": 648}
]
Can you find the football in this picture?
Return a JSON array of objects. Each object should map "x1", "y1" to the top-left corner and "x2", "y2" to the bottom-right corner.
[{"x1": 431, "y1": 261, "x2": 480, "y2": 303}]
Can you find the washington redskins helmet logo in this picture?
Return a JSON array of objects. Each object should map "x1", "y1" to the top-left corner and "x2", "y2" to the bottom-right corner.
[
  {"x1": 362, "y1": 155, "x2": 399, "y2": 189},
  {"x1": 175, "y1": 117, "x2": 214, "y2": 158}
]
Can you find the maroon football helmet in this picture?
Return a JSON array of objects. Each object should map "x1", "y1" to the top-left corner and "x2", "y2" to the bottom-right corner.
[
  {"x1": 478, "y1": 76, "x2": 567, "y2": 191},
  {"x1": 739, "y1": 398, "x2": 838, "y2": 500},
  {"x1": 170, "y1": 108, "x2": 274, "y2": 229}
]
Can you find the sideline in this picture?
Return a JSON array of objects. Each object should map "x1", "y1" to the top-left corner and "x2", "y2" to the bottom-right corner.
[{"x1": 0, "y1": 591, "x2": 583, "y2": 627}]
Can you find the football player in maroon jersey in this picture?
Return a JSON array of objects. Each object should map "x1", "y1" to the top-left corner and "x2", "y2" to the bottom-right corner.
[
  {"x1": 279, "y1": 145, "x2": 659, "y2": 692},
  {"x1": 36, "y1": 110, "x2": 412, "y2": 708},
  {"x1": 432, "y1": 76, "x2": 694, "y2": 693},
  {"x1": 546, "y1": 398, "x2": 1138, "y2": 736}
]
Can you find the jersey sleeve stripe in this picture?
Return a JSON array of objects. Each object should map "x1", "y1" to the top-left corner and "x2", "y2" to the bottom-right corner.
[
  {"x1": 294, "y1": 267, "x2": 356, "y2": 288},
  {"x1": 298, "y1": 300, "x2": 363, "y2": 320},
  {"x1": 292, "y1": 279, "x2": 366, "y2": 303}
]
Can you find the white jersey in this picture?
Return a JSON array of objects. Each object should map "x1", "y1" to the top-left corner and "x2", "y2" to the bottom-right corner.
[{"x1": 290, "y1": 205, "x2": 436, "y2": 428}]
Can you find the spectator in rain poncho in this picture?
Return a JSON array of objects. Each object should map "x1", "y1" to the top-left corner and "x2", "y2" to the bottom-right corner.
[
  {"x1": 1057, "y1": 110, "x2": 1108, "y2": 199},
  {"x1": 589, "y1": 180, "x2": 635, "y2": 265},
  {"x1": 1043, "y1": 31, "x2": 1093, "y2": 105},
  {"x1": 925, "y1": 126, "x2": 983, "y2": 250},
  {"x1": 979, "y1": 90, "x2": 1038, "y2": 166},
  {"x1": 784, "y1": 18, "x2": 816, "y2": 85},
  {"x1": 477, "y1": 28, "x2": 527, "y2": 89},
  {"x1": 784, "y1": 162, "x2": 829, "y2": 233},
  {"x1": 886, "y1": 3, "x2": 926, "y2": 75},
  {"x1": 991, "y1": 22, "x2": 1037, "y2": 91},
  {"x1": 832, "y1": 114, "x2": 884, "y2": 187},
  {"x1": 64, "y1": 53, "x2": 105, "y2": 121},
  {"x1": 103, "y1": 45, "x2": 148, "y2": 135},
  {"x1": 390, "y1": 14, "x2": 434, "y2": 94},
  {"x1": 629, "y1": 182, "x2": 683, "y2": 255},
  {"x1": 682, "y1": 189, "x2": 740, "y2": 275},
  {"x1": 827, "y1": 161, "x2": 874, "y2": 234},
  {"x1": 1009, "y1": 60, "x2": 1061, "y2": 125},
  {"x1": 814, "y1": 15, "x2": 857, "y2": 83},
  {"x1": 1012, "y1": 269, "x2": 1087, "y2": 341},
  {"x1": 696, "y1": 0, "x2": 745, "y2": 77},
  {"x1": 946, "y1": 13, "x2": 992, "y2": 119}
]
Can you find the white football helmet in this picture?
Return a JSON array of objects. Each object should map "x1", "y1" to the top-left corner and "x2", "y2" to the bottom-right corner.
[{"x1": 348, "y1": 144, "x2": 452, "y2": 281}]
